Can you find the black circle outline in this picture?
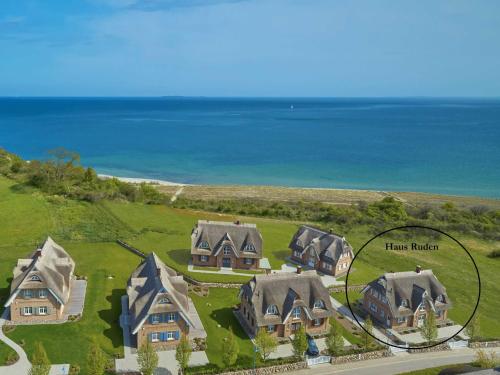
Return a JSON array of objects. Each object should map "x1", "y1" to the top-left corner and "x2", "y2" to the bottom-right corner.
[{"x1": 345, "y1": 225, "x2": 481, "y2": 350}]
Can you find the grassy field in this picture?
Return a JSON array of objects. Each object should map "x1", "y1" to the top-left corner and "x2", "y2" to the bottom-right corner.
[
  {"x1": 396, "y1": 364, "x2": 476, "y2": 375},
  {"x1": 0, "y1": 342, "x2": 17, "y2": 367},
  {"x1": 190, "y1": 288, "x2": 255, "y2": 368},
  {"x1": 1, "y1": 173, "x2": 500, "y2": 370},
  {"x1": 101, "y1": 200, "x2": 298, "y2": 282}
]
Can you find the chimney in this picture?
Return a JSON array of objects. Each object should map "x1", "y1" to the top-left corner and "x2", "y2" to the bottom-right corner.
[
  {"x1": 296, "y1": 266, "x2": 302, "y2": 275},
  {"x1": 34, "y1": 249, "x2": 42, "y2": 259},
  {"x1": 416, "y1": 265, "x2": 422, "y2": 274}
]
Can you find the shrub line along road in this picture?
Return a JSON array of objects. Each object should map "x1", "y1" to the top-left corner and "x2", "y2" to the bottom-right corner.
[{"x1": 291, "y1": 347, "x2": 500, "y2": 375}]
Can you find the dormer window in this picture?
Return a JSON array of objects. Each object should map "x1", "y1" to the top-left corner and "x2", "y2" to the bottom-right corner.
[
  {"x1": 313, "y1": 300, "x2": 325, "y2": 309},
  {"x1": 401, "y1": 299, "x2": 408, "y2": 308},
  {"x1": 159, "y1": 297, "x2": 170, "y2": 304},
  {"x1": 244, "y1": 243, "x2": 255, "y2": 252},
  {"x1": 223, "y1": 245, "x2": 232, "y2": 255},
  {"x1": 199, "y1": 241, "x2": 210, "y2": 249},
  {"x1": 292, "y1": 307, "x2": 301, "y2": 319},
  {"x1": 436, "y1": 295, "x2": 444, "y2": 303},
  {"x1": 30, "y1": 275, "x2": 41, "y2": 282},
  {"x1": 266, "y1": 305, "x2": 278, "y2": 315}
]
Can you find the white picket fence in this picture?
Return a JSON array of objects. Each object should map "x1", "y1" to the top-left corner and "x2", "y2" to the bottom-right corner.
[
  {"x1": 448, "y1": 340, "x2": 468, "y2": 349},
  {"x1": 389, "y1": 343, "x2": 409, "y2": 354},
  {"x1": 307, "y1": 355, "x2": 331, "y2": 366}
]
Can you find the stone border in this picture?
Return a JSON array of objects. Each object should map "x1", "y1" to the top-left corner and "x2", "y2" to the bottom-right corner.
[
  {"x1": 330, "y1": 349, "x2": 392, "y2": 364},
  {"x1": 408, "y1": 343, "x2": 450, "y2": 353},
  {"x1": 217, "y1": 361, "x2": 307, "y2": 375},
  {"x1": 469, "y1": 340, "x2": 500, "y2": 348}
]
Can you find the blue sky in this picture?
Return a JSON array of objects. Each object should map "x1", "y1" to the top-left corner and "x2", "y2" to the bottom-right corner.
[{"x1": 1, "y1": 0, "x2": 499, "y2": 96}]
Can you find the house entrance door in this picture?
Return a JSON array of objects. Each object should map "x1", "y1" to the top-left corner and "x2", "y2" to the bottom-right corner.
[
  {"x1": 417, "y1": 315, "x2": 425, "y2": 327},
  {"x1": 222, "y1": 258, "x2": 231, "y2": 268}
]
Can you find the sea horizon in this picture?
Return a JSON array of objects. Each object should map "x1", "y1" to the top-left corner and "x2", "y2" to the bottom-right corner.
[{"x1": 1, "y1": 97, "x2": 499, "y2": 199}]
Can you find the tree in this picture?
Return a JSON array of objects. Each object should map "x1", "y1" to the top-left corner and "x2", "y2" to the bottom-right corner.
[
  {"x1": 291, "y1": 325, "x2": 308, "y2": 359},
  {"x1": 326, "y1": 318, "x2": 344, "y2": 356},
  {"x1": 466, "y1": 314, "x2": 480, "y2": 341},
  {"x1": 87, "y1": 339, "x2": 107, "y2": 375},
  {"x1": 254, "y1": 328, "x2": 278, "y2": 362},
  {"x1": 361, "y1": 316, "x2": 374, "y2": 350},
  {"x1": 176, "y1": 334, "x2": 192, "y2": 374},
  {"x1": 222, "y1": 327, "x2": 239, "y2": 368},
  {"x1": 137, "y1": 341, "x2": 159, "y2": 375},
  {"x1": 29, "y1": 342, "x2": 51, "y2": 375},
  {"x1": 420, "y1": 312, "x2": 438, "y2": 344}
]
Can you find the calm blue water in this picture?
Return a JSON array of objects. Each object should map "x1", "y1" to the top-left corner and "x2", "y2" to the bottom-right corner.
[{"x1": 1, "y1": 97, "x2": 499, "y2": 198}]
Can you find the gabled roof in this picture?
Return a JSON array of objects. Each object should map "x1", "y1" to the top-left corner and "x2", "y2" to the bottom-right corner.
[
  {"x1": 5, "y1": 237, "x2": 75, "y2": 307},
  {"x1": 289, "y1": 225, "x2": 353, "y2": 263},
  {"x1": 127, "y1": 252, "x2": 195, "y2": 334},
  {"x1": 191, "y1": 220, "x2": 263, "y2": 259},
  {"x1": 240, "y1": 270, "x2": 334, "y2": 327},
  {"x1": 362, "y1": 269, "x2": 452, "y2": 318}
]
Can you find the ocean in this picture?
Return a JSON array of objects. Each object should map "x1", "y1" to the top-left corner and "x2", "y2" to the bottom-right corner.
[{"x1": 1, "y1": 97, "x2": 499, "y2": 198}]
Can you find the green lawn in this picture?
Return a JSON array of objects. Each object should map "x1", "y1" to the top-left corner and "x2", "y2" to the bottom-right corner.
[
  {"x1": 0, "y1": 341, "x2": 17, "y2": 366},
  {"x1": 1, "y1": 173, "x2": 500, "y2": 371},
  {"x1": 101, "y1": 200, "x2": 298, "y2": 282},
  {"x1": 396, "y1": 364, "x2": 476, "y2": 375},
  {"x1": 190, "y1": 288, "x2": 255, "y2": 369}
]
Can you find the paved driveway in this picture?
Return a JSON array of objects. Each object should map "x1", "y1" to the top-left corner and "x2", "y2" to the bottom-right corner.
[
  {"x1": 389, "y1": 324, "x2": 468, "y2": 344},
  {"x1": 0, "y1": 310, "x2": 31, "y2": 375},
  {"x1": 269, "y1": 337, "x2": 352, "y2": 359}
]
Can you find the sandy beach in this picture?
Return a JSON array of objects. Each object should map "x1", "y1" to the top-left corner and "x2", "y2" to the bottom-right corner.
[{"x1": 98, "y1": 174, "x2": 189, "y2": 187}]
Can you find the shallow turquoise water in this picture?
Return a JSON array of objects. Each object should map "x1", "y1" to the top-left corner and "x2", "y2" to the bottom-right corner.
[{"x1": 1, "y1": 97, "x2": 499, "y2": 197}]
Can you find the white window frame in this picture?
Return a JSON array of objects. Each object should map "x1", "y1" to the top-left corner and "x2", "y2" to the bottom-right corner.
[
  {"x1": 244, "y1": 258, "x2": 253, "y2": 265},
  {"x1": 24, "y1": 290, "x2": 33, "y2": 299},
  {"x1": 38, "y1": 306, "x2": 48, "y2": 315},
  {"x1": 151, "y1": 332, "x2": 159, "y2": 342},
  {"x1": 291, "y1": 322, "x2": 300, "y2": 331},
  {"x1": 23, "y1": 307, "x2": 33, "y2": 316},
  {"x1": 292, "y1": 307, "x2": 301, "y2": 319},
  {"x1": 266, "y1": 305, "x2": 278, "y2": 315},
  {"x1": 370, "y1": 302, "x2": 378, "y2": 312},
  {"x1": 159, "y1": 297, "x2": 170, "y2": 304},
  {"x1": 223, "y1": 245, "x2": 232, "y2": 255},
  {"x1": 30, "y1": 275, "x2": 41, "y2": 281},
  {"x1": 199, "y1": 241, "x2": 209, "y2": 249},
  {"x1": 294, "y1": 250, "x2": 301, "y2": 258},
  {"x1": 313, "y1": 318, "x2": 321, "y2": 326},
  {"x1": 151, "y1": 314, "x2": 161, "y2": 324},
  {"x1": 167, "y1": 313, "x2": 176, "y2": 322},
  {"x1": 166, "y1": 331, "x2": 175, "y2": 341},
  {"x1": 267, "y1": 325, "x2": 275, "y2": 333},
  {"x1": 39, "y1": 289, "x2": 47, "y2": 298},
  {"x1": 244, "y1": 244, "x2": 255, "y2": 252},
  {"x1": 313, "y1": 300, "x2": 324, "y2": 309},
  {"x1": 401, "y1": 299, "x2": 407, "y2": 307},
  {"x1": 200, "y1": 255, "x2": 209, "y2": 262},
  {"x1": 397, "y1": 317, "x2": 406, "y2": 323}
]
